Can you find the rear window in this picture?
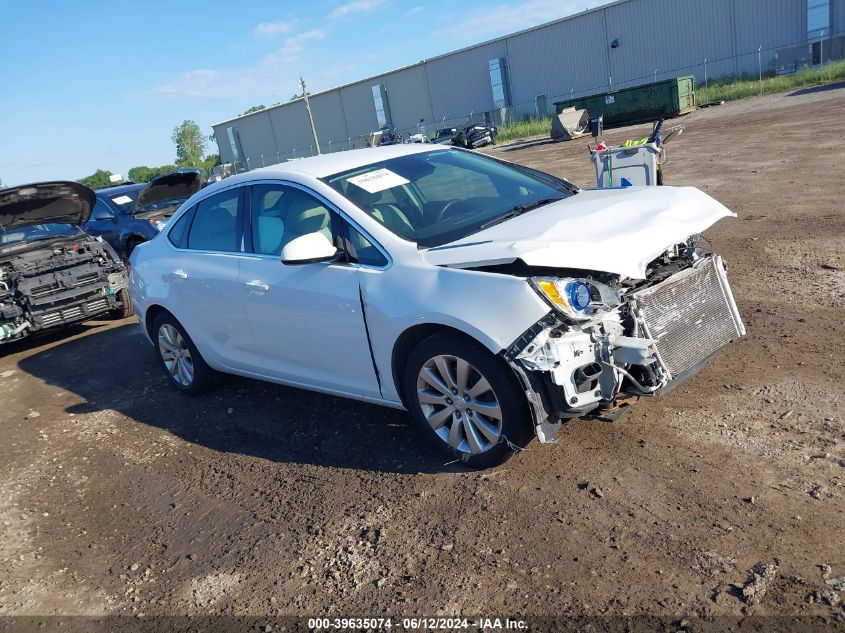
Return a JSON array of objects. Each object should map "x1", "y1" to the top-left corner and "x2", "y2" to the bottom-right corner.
[
  {"x1": 185, "y1": 189, "x2": 240, "y2": 252},
  {"x1": 167, "y1": 208, "x2": 194, "y2": 248}
]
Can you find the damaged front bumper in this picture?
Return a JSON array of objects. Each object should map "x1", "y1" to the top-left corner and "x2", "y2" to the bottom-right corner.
[
  {"x1": 0, "y1": 237, "x2": 128, "y2": 343},
  {"x1": 505, "y1": 255, "x2": 746, "y2": 442}
]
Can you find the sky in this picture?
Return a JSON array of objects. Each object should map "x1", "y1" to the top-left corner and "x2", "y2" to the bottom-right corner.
[{"x1": 0, "y1": 0, "x2": 612, "y2": 186}]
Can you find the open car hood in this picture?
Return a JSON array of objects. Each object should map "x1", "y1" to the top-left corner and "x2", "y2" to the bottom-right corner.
[
  {"x1": 422, "y1": 186, "x2": 735, "y2": 280},
  {"x1": 0, "y1": 181, "x2": 95, "y2": 229},
  {"x1": 134, "y1": 168, "x2": 204, "y2": 214}
]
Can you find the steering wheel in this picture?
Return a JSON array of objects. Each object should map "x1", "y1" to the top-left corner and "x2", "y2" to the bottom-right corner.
[{"x1": 435, "y1": 199, "x2": 469, "y2": 223}]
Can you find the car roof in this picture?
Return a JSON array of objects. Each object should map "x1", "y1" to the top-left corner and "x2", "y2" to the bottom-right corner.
[
  {"x1": 195, "y1": 145, "x2": 457, "y2": 200},
  {"x1": 254, "y1": 144, "x2": 448, "y2": 179},
  {"x1": 95, "y1": 182, "x2": 146, "y2": 196}
]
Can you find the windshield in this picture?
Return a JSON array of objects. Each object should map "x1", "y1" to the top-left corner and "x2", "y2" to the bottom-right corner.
[
  {"x1": 106, "y1": 190, "x2": 141, "y2": 213},
  {"x1": 323, "y1": 149, "x2": 575, "y2": 248},
  {"x1": 0, "y1": 223, "x2": 83, "y2": 246}
]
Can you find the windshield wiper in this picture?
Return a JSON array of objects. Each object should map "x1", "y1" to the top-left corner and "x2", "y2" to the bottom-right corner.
[{"x1": 479, "y1": 197, "x2": 563, "y2": 230}]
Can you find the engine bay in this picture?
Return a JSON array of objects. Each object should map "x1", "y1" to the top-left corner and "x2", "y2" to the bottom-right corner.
[{"x1": 0, "y1": 235, "x2": 128, "y2": 344}]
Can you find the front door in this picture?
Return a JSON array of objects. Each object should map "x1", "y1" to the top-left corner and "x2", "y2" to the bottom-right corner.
[
  {"x1": 238, "y1": 183, "x2": 380, "y2": 398},
  {"x1": 86, "y1": 199, "x2": 122, "y2": 253}
]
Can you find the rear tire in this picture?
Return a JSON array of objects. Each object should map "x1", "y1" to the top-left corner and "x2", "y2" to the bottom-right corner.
[
  {"x1": 403, "y1": 332, "x2": 533, "y2": 469},
  {"x1": 152, "y1": 313, "x2": 216, "y2": 395},
  {"x1": 109, "y1": 287, "x2": 135, "y2": 319}
]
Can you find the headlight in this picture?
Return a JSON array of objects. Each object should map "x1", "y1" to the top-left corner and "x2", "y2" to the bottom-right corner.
[
  {"x1": 530, "y1": 277, "x2": 619, "y2": 321},
  {"x1": 149, "y1": 219, "x2": 167, "y2": 232}
]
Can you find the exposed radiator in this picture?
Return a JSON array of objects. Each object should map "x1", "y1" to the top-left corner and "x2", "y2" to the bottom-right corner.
[
  {"x1": 40, "y1": 298, "x2": 111, "y2": 328},
  {"x1": 632, "y1": 256, "x2": 745, "y2": 379}
]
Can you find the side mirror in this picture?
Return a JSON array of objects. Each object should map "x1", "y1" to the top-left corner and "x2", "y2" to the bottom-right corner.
[
  {"x1": 92, "y1": 206, "x2": 116, "y2": 221},
  {"x1": 281, "y1": 232, "x2": 338, "y2": 265}
]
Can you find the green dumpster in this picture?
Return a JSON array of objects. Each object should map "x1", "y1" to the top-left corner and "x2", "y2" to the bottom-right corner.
[{"x1": 555, "y1": 76, "x2": 696, "y2": 126}]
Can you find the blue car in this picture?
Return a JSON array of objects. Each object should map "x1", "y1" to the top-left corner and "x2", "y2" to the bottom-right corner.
[{"x1": 86, "y1": 169, "x2": 204, "y2": 261}]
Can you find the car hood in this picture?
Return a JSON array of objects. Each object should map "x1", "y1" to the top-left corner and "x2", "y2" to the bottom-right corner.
[
  {"x1": 134, "y1": 168, "x2": 204, "y2": 215},
  {"x1": 422, "y1": 186, "x2": 735, "y2": 280},
  {"x1": 0, "y1": 181, "x2": 95, "y2": 229}
]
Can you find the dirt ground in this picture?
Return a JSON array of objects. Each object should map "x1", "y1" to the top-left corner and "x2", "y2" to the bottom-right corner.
[{"x1": 1, "y1": 83, "x2": 844, "y2": 629}]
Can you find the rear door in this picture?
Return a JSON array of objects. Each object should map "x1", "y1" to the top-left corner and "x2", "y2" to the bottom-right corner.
[
  {"x1": 237, "y1": 182, "x2": 382, "y2": 398},
  {"x1": 165, "y1": 186, "x2": 261, "y2": 373}
]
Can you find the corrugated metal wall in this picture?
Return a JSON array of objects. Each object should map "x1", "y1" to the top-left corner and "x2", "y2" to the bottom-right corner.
[
  {"x1": 424, "y1": 40, "x2": 508, "y2": 123},
  {"x1": 214, "y1": 0, "x2": 818, "y2": 168},
  {"x1": 604, "y1": 0, "x2": 736, "y2": 86},
  {"x1": 507, "y1": 11, "x2": 609, "y2": 116},
  {"x1": 733, "y1": 0, "x2": 807, "y2": 74}
]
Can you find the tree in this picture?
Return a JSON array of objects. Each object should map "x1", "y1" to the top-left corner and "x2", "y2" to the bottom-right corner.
[
  {"x1": 171, "y1": 120, "x2": 207, "y2": 168},
  {"x1": 77, "y1": 169, "x2": 114, "y2": 190},
  {"x1": 200, "y1": 154, "x2": 221, "y2": 174},
  {"x1": 127, "y1": 164, "x2": 177, "y2": 183},
  {"x1": 240, "y1": 105, "x2": 266, "y2": 116}
]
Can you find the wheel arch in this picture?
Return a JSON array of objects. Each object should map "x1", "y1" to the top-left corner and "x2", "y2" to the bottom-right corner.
[
  {"x1": 122, "y1": 233, "x2": 147, "y2": 259},
  {"x1": 143, "y1": 303, "x2": 173, "y2": 340},
  {"x1": 391, "y1": 322, "x2": 505, "y2": 408}
]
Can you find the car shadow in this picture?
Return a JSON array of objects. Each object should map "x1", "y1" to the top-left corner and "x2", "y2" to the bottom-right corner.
[
  {"x1": 789, "y1": 80, "x2": 845, "y2": 97},
  {"x1": 497, "y1": 137, "x2": 563, "y2": 152},
  {"x1": 16, "y1": 322, "x2": 463, "y2": 474}
]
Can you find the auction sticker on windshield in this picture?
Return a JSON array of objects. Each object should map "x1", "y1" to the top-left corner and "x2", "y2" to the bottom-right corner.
[
  {"x1": 347, "y1": 168, "x2": 409, "y2": 194},
  {"x1": 111, "y1": 195, "x2": 133, "y2": 205}
]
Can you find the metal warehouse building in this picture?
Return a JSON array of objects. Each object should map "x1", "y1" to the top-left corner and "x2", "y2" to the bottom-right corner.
[{"x1": 213, "y1": 0, "x2": 844, "y2": 168}]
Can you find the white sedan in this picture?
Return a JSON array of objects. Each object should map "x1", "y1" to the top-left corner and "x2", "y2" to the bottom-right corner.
[{"x1": 129, "y1": 145, "x2": 745, "y2": 468}]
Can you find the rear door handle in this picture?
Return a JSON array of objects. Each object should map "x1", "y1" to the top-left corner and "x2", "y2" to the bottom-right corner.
[
  {"x1": 171, "y1": 270, "x2": 188, "y2": 279},
  {"x1": 245, "y1": 280, "x2": 269, "y2": 293}
]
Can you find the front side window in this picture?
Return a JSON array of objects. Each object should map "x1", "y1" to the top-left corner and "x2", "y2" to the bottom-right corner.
[
  {"x1": 186, "y1": 189, "x2": 240, "y2": 252},
  {"x1": 250, "y1": 185, "x2": 336, "y2": 256},
  {"x1": 344, "y1": 223, "x2": 388, "y2": 267},
  {"x1": 323, "y1": 149, "x2": 575, "y2": 248},
  {"x1": 91, "y1": 199, "x2": 115, "y2": 221}
]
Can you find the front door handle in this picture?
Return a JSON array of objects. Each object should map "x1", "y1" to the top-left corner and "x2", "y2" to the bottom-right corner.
[
  {"x1": 245, "y1": 280, "x2": 269, "y2": 293},
  {"x1": 171, "y1": 270, "x2": 188, "y2": 279}
]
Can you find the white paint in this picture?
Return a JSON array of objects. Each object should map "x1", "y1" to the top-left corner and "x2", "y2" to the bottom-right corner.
[
  {"x1": 130, "y1": 145, "x2": 737, "y2": 417},
  {"x1": 423, "y1": 186, "x2": 735, "y2": 279}
]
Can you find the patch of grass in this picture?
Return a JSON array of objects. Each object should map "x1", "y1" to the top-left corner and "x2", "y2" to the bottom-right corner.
[
  {"x1": 496, "y1": 116, "x2": 553, "y2": 143},
  {"x1": 697, "y1": 60, "x2": 845, "y2": 104}
]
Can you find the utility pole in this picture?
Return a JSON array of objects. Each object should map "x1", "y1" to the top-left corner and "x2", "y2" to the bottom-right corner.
[{"x1": 300, "y1": 76, "x2": 321, "y2": 155}]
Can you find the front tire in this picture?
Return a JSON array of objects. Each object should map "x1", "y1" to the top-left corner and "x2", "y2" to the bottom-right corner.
[
  {"x1": 109, "y1": 287, "x2": 135, "y2": 319},
  {"x1": 403, "y1": 332, "x2": 533, "y2": 468},
  {"x1": 152, "y1": 313, "x2": 215, "y2": 395},
  {"x1": 124, "y1": 238, "x2": 144, "y2": 262}
]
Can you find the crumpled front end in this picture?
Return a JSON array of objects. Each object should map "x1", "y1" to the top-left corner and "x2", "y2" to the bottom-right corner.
[
  {"x1": 504, "y1": 247, "x2": 745, "y2": 442},
  {"x1": 0, "y1": 236, "x2": 128, "y2": 344}
]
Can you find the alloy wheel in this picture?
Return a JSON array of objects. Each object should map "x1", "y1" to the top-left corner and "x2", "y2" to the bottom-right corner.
[
  {"x1": 158, "y1": 324, "x2": 194, "y2": 387},
  {"x1": 416, "y1": 354, "x2": 503, "y2": 454}
]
